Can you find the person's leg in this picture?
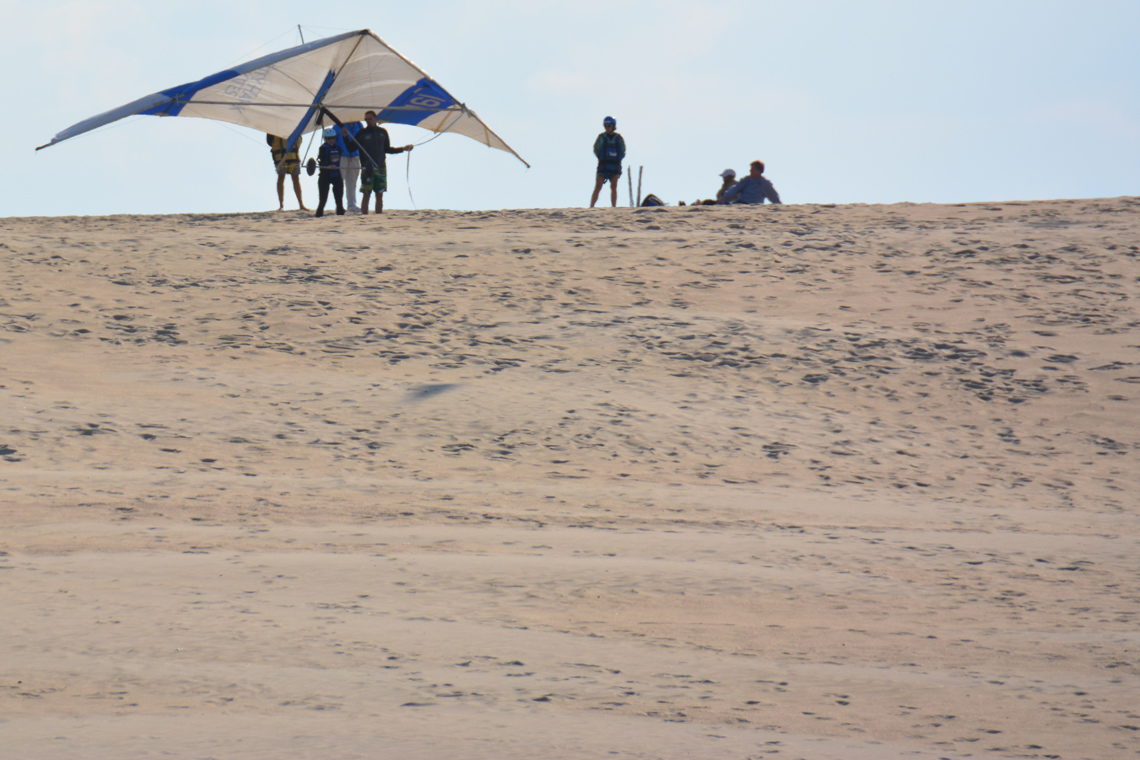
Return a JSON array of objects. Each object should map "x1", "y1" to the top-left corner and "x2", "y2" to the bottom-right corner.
[
  {"x1": 374, "y1": 168, "x2": 387, "y2": 213},
  {"x1": 333, "y1": 175, "x2": 344, "y2": 215},
  {"x1": 352, "y1": 158, "x2": 361, "y2": 210},
  {"x1": 315, "y1": 174, "x2": 329, "y2": 216},
  {"x1": 290, "y1": 171, "x2": 308, "y2": 210},
  {"x1": 360, "y1": 168, "x2": 372, "y2": 214},
  {"x1": 338, "y1": 157, "x2": 349, "y2": 208},
  {"x1": 353, "y1": 159, "x2": 361, "y2": 211},
  {"x1": 610, "y1": 174, "x2": 619, "y2": 207},
  {"x1": 342, "y1": 157, "x2": 360, "y2": 212},
  {"x1": 590, "y1": 174, "x2": 605, "y2": 207},
  {"x1": 276, "y1": 172, "x2": 286, "y2": 210}
]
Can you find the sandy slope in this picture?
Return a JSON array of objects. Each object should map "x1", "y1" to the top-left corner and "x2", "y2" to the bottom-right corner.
[{"x1": 1, "y1": 198, "x2": 1138, "y2": 759}]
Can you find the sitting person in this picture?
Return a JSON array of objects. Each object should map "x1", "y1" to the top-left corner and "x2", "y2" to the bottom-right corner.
[
  {"x1": 715, "y1": 168, "x2": 738, "y2": 203},
  {"x1": 696, "y1": 168, "x2": 738, "y2": 205},
  {"x1": 720, "y1": 160, "x2": 781, "y2": 205}
]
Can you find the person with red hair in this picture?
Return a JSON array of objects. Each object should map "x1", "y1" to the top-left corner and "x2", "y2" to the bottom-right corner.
[{"x1": 720, "y1": 160, "x2": 781, "y2": 205}]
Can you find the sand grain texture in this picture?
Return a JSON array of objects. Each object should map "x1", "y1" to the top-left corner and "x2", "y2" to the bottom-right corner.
[{"x1": 2, "y1": 199, "x2": 1138, "y2": 759}]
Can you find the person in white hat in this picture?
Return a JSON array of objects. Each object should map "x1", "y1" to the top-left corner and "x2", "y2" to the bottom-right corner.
[
  {"x1": 715, "y1": 168, "x2": 738, "y2": 203},
  {"x1": 692, "y1": 168, "x2": 738, "y2": 206}
]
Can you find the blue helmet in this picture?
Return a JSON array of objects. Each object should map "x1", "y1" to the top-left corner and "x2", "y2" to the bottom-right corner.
[
  {"x1": 323, "y1": 128, "x2": 337, "y2": 138},
  {"x1": 603, "y1": 116, "x2": 616, "y2": 126}
]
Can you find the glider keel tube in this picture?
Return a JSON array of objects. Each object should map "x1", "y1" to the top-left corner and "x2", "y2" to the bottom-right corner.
[{"x1": 286, "y1": 70, "x2": 338, "y2": 152}]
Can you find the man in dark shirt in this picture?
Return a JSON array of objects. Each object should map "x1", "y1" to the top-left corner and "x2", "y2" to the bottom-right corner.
[{"x1": 353, "y1": 110, "x2": 413, "y2": 215}]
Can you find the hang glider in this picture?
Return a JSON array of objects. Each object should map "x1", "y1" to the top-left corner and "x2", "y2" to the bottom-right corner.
[{"x1": 36, "y1": 28, "x2": 529, "y2": 167}]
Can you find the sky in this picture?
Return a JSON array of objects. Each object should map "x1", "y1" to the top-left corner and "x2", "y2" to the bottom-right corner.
[{"x1": 2, "y1": 0, "x2": 1138, "y2": 216}]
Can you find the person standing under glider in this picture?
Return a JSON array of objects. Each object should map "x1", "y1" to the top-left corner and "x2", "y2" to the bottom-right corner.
[
  {"x1": 590, "y1": 116, "x2": 625, "y2": 208},
  {"x1": 352, "y1": 110, "x2": 413, "y2": 215},
  {"x1": 335, "y1": 119, "x2": 363, "y2": 213},
  {"x1": 267, "y1": 134, "x2": 308, "y2": 211},
  {"x1": 314, "y1": 129, "x2": 345, "y2": 217}
]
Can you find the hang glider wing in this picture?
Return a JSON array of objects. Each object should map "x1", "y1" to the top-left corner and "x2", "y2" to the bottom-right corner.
[{"x1": 36, "y1": 29, "x2": 528, "y2": 167}]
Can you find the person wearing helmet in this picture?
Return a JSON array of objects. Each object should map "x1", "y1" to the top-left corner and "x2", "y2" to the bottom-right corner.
[
  {"x1": 590, "y1": 116, "x2": 626, "y2": 208},
  {"x1": 314, "y1": 128, "x2": 345, "y2": 217}
]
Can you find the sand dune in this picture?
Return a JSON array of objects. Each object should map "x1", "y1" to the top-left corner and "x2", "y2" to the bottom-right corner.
[{"x1": 2, "y1": 198, "x2": 1138, "y2": 759}]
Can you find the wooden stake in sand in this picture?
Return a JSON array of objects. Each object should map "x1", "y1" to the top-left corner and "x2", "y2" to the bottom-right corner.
[
  {"x1": 627, "y1": 170, "x2": 634, "y2": 207},
  {"x1": 637, "y1": 166, "x2": 644, "y2": 207}
]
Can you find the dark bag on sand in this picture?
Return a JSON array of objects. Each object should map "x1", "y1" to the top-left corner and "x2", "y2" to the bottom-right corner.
[{"x1": 640, "y1": 193, "x2": 664, "y2": 207}]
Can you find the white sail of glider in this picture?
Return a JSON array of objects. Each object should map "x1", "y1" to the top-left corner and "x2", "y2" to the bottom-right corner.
[{"x1": 36, "y1": 28, "x2": 528, "y2": 167}]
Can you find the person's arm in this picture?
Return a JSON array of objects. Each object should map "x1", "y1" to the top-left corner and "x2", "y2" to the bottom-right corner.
[
  {"x1": 593, "y1": 134, "x2": 603, "y2": 159},
  {"x1": 333, "y1": 126, "x2": 349, "y2": 155},
  {"x1": 616, "y1": 135, "x2": 626, "y2": 161},
  {"x1": 765, "y1": 180, "x2": 781, "y2": 204},
  {"x1": 381, "y1": 130, "x2": 409, "y2": 154},
  {"x1": 344, "y1": 126, "x2": 363, "y2": 153},
  {"x1": 267, "y1": 134, "x2": 285, "y2": 160}
]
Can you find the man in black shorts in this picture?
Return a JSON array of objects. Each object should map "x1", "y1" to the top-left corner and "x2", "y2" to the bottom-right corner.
[{"x1": 590, "y1": 116, "x2": 625, "y2": 208}]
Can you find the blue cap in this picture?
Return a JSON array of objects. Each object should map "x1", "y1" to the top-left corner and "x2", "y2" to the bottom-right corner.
[{"x1": 603, "y1": 116, "x2": 616, "y2": 125}]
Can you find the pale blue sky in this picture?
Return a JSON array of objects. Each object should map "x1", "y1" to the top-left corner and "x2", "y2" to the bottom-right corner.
[{"x1": 3, "y1": 0, "x2": 1137, "y2": 215}]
